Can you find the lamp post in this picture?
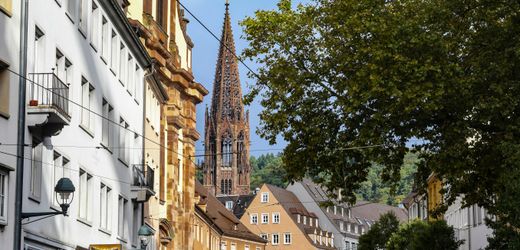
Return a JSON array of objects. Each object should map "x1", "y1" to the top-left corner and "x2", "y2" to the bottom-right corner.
[
  {"x1": 21, "y1": 177, "x2": 76, "y2": 219},
  {"x1": 137, "y1": 224, "x2": 155, "y2": 250}
]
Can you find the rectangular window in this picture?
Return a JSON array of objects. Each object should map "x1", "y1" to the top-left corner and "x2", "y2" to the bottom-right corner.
[
  {"x1": 30, "y1": 141, "x2": 43, "y2": 200},
  {"x1": 119, "y1": 43, "x2": 126, "y2": 84},
  {"x1": 261, "y1": 192, "x2": 269, "y2": 203},
  {"x1": 100, "y1": 183, "x2": 111, "y2": 230},
  {"x1": 0, "y1": 170, "x2": 8, "y2": 224},
  {"x1": 220, "y1": 241, "x2": 226, "y2": 250},
  {"x1": 284, "y1": 233, "x2": 292, "y2": 244},
  {"x1": 244, "y1": 245, "x2": 249, "y2": 250},
  {"x1": 90, "y1": 1, "x2": 100, "y2": 49},
  {"x1": 101, "y1": 16, "x2": 109, "y2": 61},
  {"x1": 225, "y1": 201, "x2": 233, "y2": 210},
  {"x1": 55, "y1": 50, "x2": 73, "y2": 85},
  {"x1": 0, "y1": 60, "x2": 9, "y2": 117},
  {"x1": 261, "y1": 213, "x2": 269, "y2": 224},
  {"x1": 230, "y1": 243, "x2": 236, "y2": 250},
  {"x1": 273, "y1": 212, "x2": 280, "y2": 224},
  {"x1": 272, "y1": 233, "x2": 279, "y2": 245},
  {"x1": 52, "y1": 152, "x2": 69, "y2": 207},
  {"x1": 127, "y1": 55, "x2": 134, "y2": 96},
  {"x1": 260, "y1": 233, "x2": 268, "y2": 241},
  {"x1": 118, "y1": 195, "x2": 128, "y2": 239},
  {"x1": 132, "y1": 204, "x2": 139, "y2": 245},
  {"x1": 66, "y1": 0, "x2": 77, "y2": 21},
  {"x1": 110, "y1": 30, "x2": 118, "y2": 72},
  {"x1": 81, "y1": 77, "x2": 94, "y2": 132},
  {"x1": 134, "y1": 66, "x2": 142, "y2": 103},
  {"x1": 101, "y1": 99, "x2": 113, "y2": 148},
  {"x1": 79, "y1": 0, "x2": 88, "y2": 32},
  {"x1": 33, "y1": 26, "x2": 45, "y2": 73},
  {"x1": 250, "y1": 213, "x2": 258, "y2": 224},
  {"x1": 119, "y1": 117, "x2": 129, "y2": 165},
  {"x1": 78, "y1": 169, "x2": 92, "y2": 221}
]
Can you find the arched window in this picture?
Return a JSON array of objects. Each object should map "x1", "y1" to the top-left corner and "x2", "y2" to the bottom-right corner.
[
  {"x1": 228, "y1": 179, "x2": 232, "y2": 194},
  {"x1": 221, "y1": 179, "x2": 225, "y2": 194},
  {"x1": 221, "y1": 135, "x2": 232, "y2": 167},
  {"x1": 237, "y1": 133, "x2": 244, "y2": 166}
]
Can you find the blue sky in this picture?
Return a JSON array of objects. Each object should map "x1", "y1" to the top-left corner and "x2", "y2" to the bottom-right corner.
[{"x1": 182, "y1": 0, "x2": 308, "y2": 158}]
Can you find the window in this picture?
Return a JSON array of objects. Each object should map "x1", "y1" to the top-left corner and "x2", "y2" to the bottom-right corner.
[
  {"x1": 81, "y1": 77, "x2": 94, "y2": 132},
  {"x1": 310, "y1": 217, "x2": 313, "y2": 226},
  {"x1": 30, "y1": 140, "x2": 43, "y2": 200},
  {"x1": 261, "y1": 213, "x2": 269, "y2": 224},
  {"x1": 90, "y1": 1, "x2": 100, "y2": 49},
  {"x1": 250, "y1": 213, "x2": 258, "y2": 224},
  {"x1": 78, "y1": 169, "x2": 92, "y2": 221},
  {"x1": 65, "y1": 0, "x2": 77, "y2": 21},
  {"x1": 284, "y1": 233, "x2": 292, "y2": 244},
  {"x1": 134, "y1": 66, "x2": 142, "y2": 103},
  {"x1": 33, "y1": 26, "x2": 45, "y2": 73},
  {"x1": 119, "y1": 43, "x2": 126, "y2": 84},
  {"x1": 0, "y1": 60, "x2": 8, "y2": 117},
  {"x1": 119, "y1": 117, "x2": 129, "y2": 164},
  {"x1": 0, "y1": 0, "x2": 12, "y2": 16},
  {"x1": 230, "y1": 243, "x2": 236, "y2": 250},
  {"x1": 303, "y1": 215, "x2": 306, "y2": 225},
  {"x1": 260, "y1": 233, "x2": 268, "y2": 240},
  {"x1": 118, "y1": 195, "x2": 128, "y2": 239},
  {"x1": 272, "y1": 233, "x2": 279, "y2": 245},
  {"x1": 339, "y1": 221, "x2": 344, "y2": 231},
  {"x1": 0, "y1": 170, "x2": 8, "y2": 224},
  {"x1": 225, "y1": 201, "x2": 233, "y2": 210},
  {"x1": 79, "y1": 0, "x2": 88, "y2": 32},
  {"x1": 244, "y1": 245, "x2": 249, "y2": 250},
  {"x1": 261, "y1": 192, "x2": 269, "y2": 203},
  {"x1": 132, "y1": 204, "x2": 139, "y2": 245},
  {"x1": 297, "y1": 214, "x2": 300, "y2": 223},
  {"x1": 272, "y1": 212, "x2": 280, "y2": 224},
  {"x1": 221, "y1": 137, "x2": 231, "y2": 167},
  {"x1": 220, "y1": 241, "x2": 226, "y2": 250},
  {"x1": 99, "y1": 183, "x2": 111, "y2": 230},
  {"x1": 101, "y1": 16, "x2": 109, "y2": 61},
  {"x1": 110, "y1": 31, "x2": 118, "y2": 72},
  {"x1": 52, "y1": 152, "x2": 69, "y2": 207},
  {"x1": 101, "y1": 99, "x2": 113, "y2": 148},
  {"x1": 127, "y1": 55, "x2": 134, "y2": 95},
  {"x1": 55, "y1": 50, "x2": 72, "y2": 85}
]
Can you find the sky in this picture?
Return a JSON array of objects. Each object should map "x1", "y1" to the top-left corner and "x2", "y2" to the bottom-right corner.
[{"x1": 181, "y1": 0, "x2": 308, "y2": 158}]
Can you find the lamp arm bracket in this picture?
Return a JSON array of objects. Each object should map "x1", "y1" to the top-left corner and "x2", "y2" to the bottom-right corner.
[{"x1": 21, "y1": 211, "x2": 65, "y2": 219}]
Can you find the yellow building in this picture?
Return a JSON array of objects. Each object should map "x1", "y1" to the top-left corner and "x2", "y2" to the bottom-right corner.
[
  {"x1": 427, "y1": 174, "x2": 443, "y2": 220},
  {"x1": 240, "y1": 184, "x2": 335, "y2": 250},
  {"x1": 194, "y1": 182, "x2": 267, "y2": 250},
  {"x1": 125, "y1": 1, "x2": 208, "y2": 249}
]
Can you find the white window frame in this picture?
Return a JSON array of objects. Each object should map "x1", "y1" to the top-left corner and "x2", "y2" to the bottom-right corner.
[
  {"x1": 101, "y1": 16, "x2": 109, "y2": 62},
  {"x1": 261, "y1": 213, "x2": 269, "y2": 224},
  {"x1": 30, "y1": 141, "x2": 43, "y2": 200},
  {"x1": 78, "y1": 168, "x2": 92, "y2": 221},
  {"x1": 225, "y1": 201, "x2": 233, "y2": 210},
  {"x1": 250, "y1": 213, "x2": 258, "y2": 224},
  {"x1": 79, "y1": 0, "x2": 88, "y2": 32},
  {"x1": 118, "y1": 195, "x2": 128, "y2": 239},
  {"x1": 90, "y1": 0, "x2": 100, "y2": 49},
  {"x1": 272, "y1": 233, "x2": 279, "y2": 245},
  {"x1": 260, "y1": 233, "x2": 268, "y2": 241},
  {"x1": 101, "y1": 98, "x2": 113, "y2": 148},
  {"x1": 0, "y1": 170, "x2": 8, "y2": 224},
  {"x1": 99, "y1": 183, "x2": 111, "y2": 231},
  {"x1": 260, "y1": 192, "x2": 269, "y2": 203},
  {"x1": 284, "y1": 233, "x2": 292, "y2": 245},
  {"x1": 272, "y1": 212, "x2": 280, "y2": 224},
  {"x1": 81, "y1": 77, "x2": 94, "y2": 132}
]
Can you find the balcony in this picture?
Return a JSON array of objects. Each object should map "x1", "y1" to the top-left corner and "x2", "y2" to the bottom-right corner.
[
  {"x1": 26, "y1": 73, "x2": 71, "y2": 139},
  {"x1": 131, "y1": 164, "x2": 155, "y2": 202}
]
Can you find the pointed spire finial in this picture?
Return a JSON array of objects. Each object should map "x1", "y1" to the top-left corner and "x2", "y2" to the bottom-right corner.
[{"x1": 226, "y1": 0, "x2": 229, "y2": 9}]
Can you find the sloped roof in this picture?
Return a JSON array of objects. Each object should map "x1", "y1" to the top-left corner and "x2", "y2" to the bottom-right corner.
[
  {"x1": 195, "y1": 182, "x2": 266, "y2": 243},
  {"x1": 217, "y1": 194, "x2": 255, "y2": 219},
  {"x1": 265, "y1": 184, "x2": 335, "y2": 250}
]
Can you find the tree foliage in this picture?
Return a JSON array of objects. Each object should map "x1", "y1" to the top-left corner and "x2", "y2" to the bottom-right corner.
[
  {"x1": 250, "y1": 153, "x2": 288, "y2": 190},
  {"x1": 358, "y1": 212, "x2": 400, "y2": 250},
  {"x1": 386, "y1": 220, "x2": 462, "y2": 250},
  {"x1": 241, "y1": 0, "x2": 520, "y2": 243}
]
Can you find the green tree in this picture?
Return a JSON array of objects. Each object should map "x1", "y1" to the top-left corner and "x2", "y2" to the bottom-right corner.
[
  {"x1": 386, "y1": 220, "x2": 462, "y2": 250},
  {"x1": 358, "y1": 212, "x2": 400, "y2": 250},
  {"x1": 241, "y1": 0, "x2": 520, "y2": 243},
  {"x1": 250, "y1": 153, "x2": 288, "y2": 190}
]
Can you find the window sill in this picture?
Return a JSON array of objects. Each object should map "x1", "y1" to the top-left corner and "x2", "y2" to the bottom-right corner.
[
  {"x1": 77, "y1": 217, "x2": 93, "y2": 227},
  {"x1": 119, "y1": 79, "x2": 125, "y2": 86},
  {"x1": 100, "y1": 142, "x2": 113, "y2": 154},
  {"x1": 126, "y1": 89, "x2": 133, "y2": 97},
  {"x1": 118, "y1": 158, "x2": 129, "y2": 167},
  {"x1": 90, "y1": 42, "x2": 98, "y2": 52},
  {"x1": 65, "y1": 12, "x2": 75, "y2": 24},
  {"x1": 28, "y1": 195, "x2": 41, "y2": 204},
  {"x1": 100, "y1": 56, "x2": 108, "y2": 65},
  {"x1": 78, "y1": 26, "x2": 87, "y2": 39},
  {"x1": 0, "y1": 110, "x2": 9, "y2": 119},
  {"x1": 110, "y1": 68, "x2": 117, "y2": 76},
  {"x1": 79, "y1": 124, "x2": 95, "y2": 138},
  {"x1": 117, "y1": 236, "x2": 128, "y2": 243},
  {"x1": 99, "y1": 227, "x2": 112, "y2": 236},
  {"x1": 0, "y1": 6, "x2": 12, "y2": 17}
]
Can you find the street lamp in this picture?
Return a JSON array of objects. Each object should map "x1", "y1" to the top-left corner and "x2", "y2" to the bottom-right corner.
[
  {"x1": 21, "y1": 177, "x2": 76, "y2": 219},
  {"x1": 138, "y1": 224, "x2": 155, "y2": 250}
]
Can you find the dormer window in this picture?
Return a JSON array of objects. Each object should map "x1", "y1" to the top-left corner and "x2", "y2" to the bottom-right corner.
[
  {"x1": 297, "y1": 214, "x2": 301, "y2": 223},
  {"x1": 225, "y1": 201, "x2": 233, "y2": 210},
  {"x1": 303, "y1": 215, "x2": 307, "y2": 225},
  {"x1": 261, "y1": 192, "x2": 269, "y2": 203}
]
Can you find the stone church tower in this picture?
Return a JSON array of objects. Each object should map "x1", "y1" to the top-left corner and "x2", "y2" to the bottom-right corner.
[{"x1": 203, "y1": 2, "x2": 251, "y2": 196}]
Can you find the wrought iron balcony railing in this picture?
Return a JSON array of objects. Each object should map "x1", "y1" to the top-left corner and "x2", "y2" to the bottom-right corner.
[{"x1": 28, "y1": 73, "x2": 70, "y2": 119}]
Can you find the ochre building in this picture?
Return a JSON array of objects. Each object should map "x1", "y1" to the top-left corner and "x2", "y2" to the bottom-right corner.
[{"x1": 126, "y1": 1, "x2": 208, "y2": 249}]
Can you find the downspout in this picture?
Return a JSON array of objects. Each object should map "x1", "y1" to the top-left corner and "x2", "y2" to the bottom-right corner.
[
  {"x1": 14, "y1": 0, "x2": 29, "y2": 249},
  {"x1": 468, "y1": 206, "x2": 471, "y2": 250}
]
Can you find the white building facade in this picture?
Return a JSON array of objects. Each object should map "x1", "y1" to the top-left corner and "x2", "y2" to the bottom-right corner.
[
  {"x1": 14, "y1": 0, "x2": 151, "y2": 249},
  {"x1": 0, "y1": 1, "x2": 22, "y2": 249}
]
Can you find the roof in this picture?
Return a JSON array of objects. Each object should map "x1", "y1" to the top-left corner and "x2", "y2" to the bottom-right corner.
[
  {"x1": 297, "y1": 178, "x2": 408, "y2": 236},
  {"x1": 195, "y1": 182, "x2": 266, "y2": 244},
  {"x1": 264, "y1": 184, "x2": 335, "y2": 250},
  {"x1": 217, "y1": 194, "x2": 255, "y2": 219}
]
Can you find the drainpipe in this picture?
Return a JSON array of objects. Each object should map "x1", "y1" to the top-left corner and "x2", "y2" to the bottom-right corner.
[
  {"x1": 14, "y1": 0, "x2": 29, "y2": 249},
  {"x1": 467, "y1": 206, "x2": 471, "y2": 250}
]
